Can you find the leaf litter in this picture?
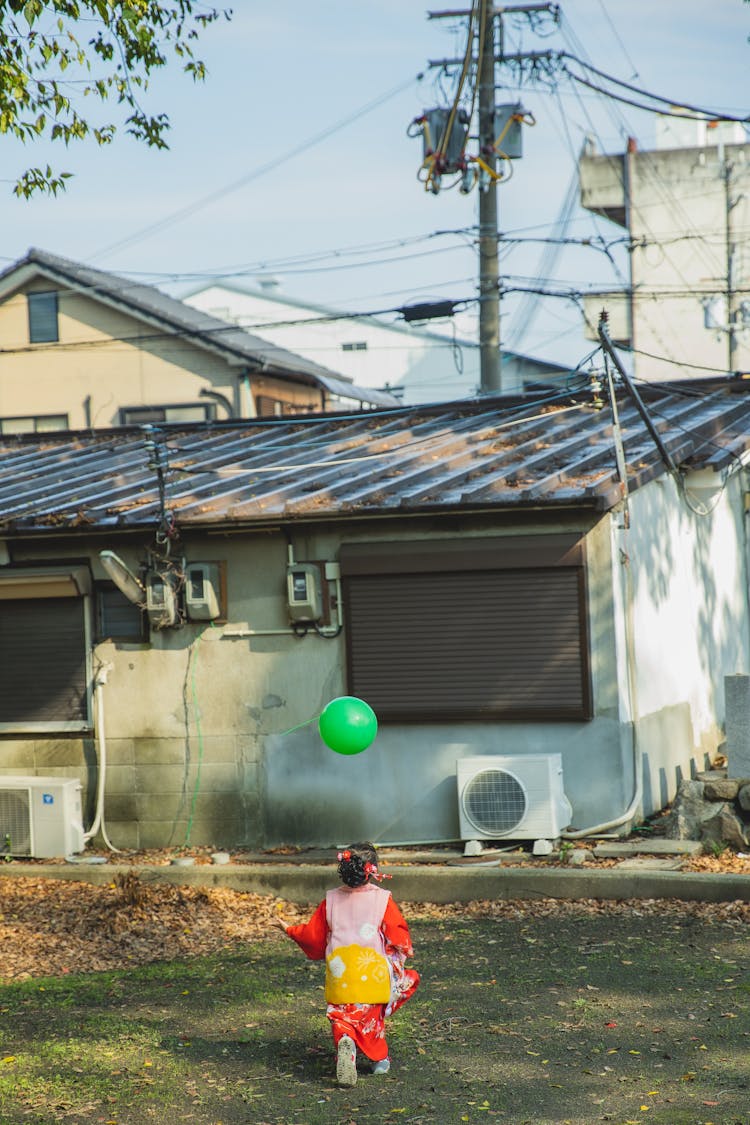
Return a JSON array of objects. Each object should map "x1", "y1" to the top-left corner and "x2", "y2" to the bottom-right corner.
[{"x1": 2, "y1": 868, "x2": 750, "y2": 981}]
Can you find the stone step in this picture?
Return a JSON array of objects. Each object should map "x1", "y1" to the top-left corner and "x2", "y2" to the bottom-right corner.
[{"x1": 593, "y1": 839, "x2": 704, "y2": 859}]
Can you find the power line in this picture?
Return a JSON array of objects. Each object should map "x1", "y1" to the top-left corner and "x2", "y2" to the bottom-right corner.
[{"x1": 89, "y1": 74, "x2": 422, "y2": 261}]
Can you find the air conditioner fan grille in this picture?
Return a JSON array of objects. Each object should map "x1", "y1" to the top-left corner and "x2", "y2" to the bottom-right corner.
[
  {"x1": 0, "y1": 790, "x2": 32, "y2": 856},
  {"x1": 461, "y1": 769, "x2": 527, "y2": 834}
]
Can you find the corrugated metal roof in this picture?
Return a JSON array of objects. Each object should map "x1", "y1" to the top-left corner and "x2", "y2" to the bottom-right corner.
[{"x1": 2, "y1": 380, "x2": 750, "y2": 535}]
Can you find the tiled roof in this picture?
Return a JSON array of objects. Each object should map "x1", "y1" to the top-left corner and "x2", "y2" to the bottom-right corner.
[{"x1": 2, "y1": 379, "x2": 750, "y2": 535}]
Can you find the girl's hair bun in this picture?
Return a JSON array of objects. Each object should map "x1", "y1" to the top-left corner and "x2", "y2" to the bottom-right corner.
[{"x1": 337, "y1": 842, "x2": 378, "y2": 887}]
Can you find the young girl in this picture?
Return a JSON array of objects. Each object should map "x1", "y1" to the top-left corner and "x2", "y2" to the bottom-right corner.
[{"x1": 275, "y1": 841, "x2": 419, "y2": 1087}]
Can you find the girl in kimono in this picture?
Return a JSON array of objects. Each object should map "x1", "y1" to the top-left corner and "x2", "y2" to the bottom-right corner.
[{"x1": 275, "y1": 841, "x2": 419, "y2": 1086}]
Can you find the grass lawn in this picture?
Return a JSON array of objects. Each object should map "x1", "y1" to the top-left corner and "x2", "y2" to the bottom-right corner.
[{"x1": 1, "y1": 901, "x2": 749, "y2": 1125}]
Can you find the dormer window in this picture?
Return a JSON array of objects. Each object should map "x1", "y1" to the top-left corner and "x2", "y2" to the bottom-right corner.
[{"x1": 28, "y1": 291, "x2": 59, "y2": 343}]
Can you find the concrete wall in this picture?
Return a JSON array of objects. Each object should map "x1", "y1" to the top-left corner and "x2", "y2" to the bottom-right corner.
[
  {"x1": 579, "y1": 142, "x2": 750, "y2": 381},
  {"x1": 610, "y1": 466, "x2": 750, "y2": 820},
  {"x1": 2, "y1": 481, "x2": 746, "y2": 850}
]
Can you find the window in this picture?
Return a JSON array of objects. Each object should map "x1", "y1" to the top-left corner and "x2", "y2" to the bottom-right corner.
[
  {"x1": 256, "y1": 395, "x2": 317, "y2": 417},
  {"x1": 96, "y1": 583, "x2": 146, "y2": 642},
  {"x1": 27, "y1": 291, "x2": 59, "y2": 343},
  {"x1": 342, "y1": 341, "x2": 368, "y2": 352},
  {"x1": 0, "y1": 414, "x2": 68, "y2": 435},
  {"x1": 340, "y1": 535, "x2": 591, "y2": 722},
  {"x1": 0, "y1": 567, "x2": 92, "y2": 731},
  {"x1": 118, "y1": 403, "x2": 215, "y2": 425}
]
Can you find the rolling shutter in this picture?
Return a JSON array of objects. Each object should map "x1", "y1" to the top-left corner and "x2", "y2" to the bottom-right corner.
[
  {"x1": 0, "y1": 597, "x2": 87, "y2": 723},
  {"x1": 341, "y1": 536, "x2": 591, "y2": 722}
]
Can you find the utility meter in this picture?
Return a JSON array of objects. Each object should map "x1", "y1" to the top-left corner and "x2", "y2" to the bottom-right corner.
[
  {"x1": 286, "y1": 563, "x2": 323, "y2": 624},
  {"x1": 145, "y1": 570, "x2": 179, "y2": 629},
  {"x1": 185, "y1": 562, "x2": 221, "y2": 621}
]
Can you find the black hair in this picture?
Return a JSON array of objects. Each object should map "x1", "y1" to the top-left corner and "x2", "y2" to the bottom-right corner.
[{"x1": 337, "y1": 841, "x2": 379, "y2": 887}]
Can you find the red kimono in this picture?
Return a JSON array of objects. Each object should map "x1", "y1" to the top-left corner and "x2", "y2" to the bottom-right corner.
[{"x1": 286, "y1": 884, "x2": 419, "y2": 1062}]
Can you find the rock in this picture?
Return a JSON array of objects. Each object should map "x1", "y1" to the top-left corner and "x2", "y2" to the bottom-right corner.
[
  {"x1": 738, "y1": 783, "x2": 750, "y2": 813},
  {"x1": 700, "y1": 805, "x2": 749, "y2": 851},
  {"x1": 567, "y1": 848, "x2": 593, "y2": 866},
  {"x1": 663, "y1": 780, "x2": 714, "y2": 840},
  {"x1": 695, "y1": 769, "x2": 728, "y2": 782},
  {"x1": 532, "y1": 838, "x2": 555, "y2": 856},
  {"x1": 703, "y1": 778, "x2": 741, "y2": 801}
]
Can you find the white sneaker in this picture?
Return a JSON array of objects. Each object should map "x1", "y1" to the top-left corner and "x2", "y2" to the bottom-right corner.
[
  {"x1": 372, "y1": 1057, "x2": 391, "y2": 1075},
  {"x1": 336, "y1": 1034, "x2": 357, "y2": 1087}
]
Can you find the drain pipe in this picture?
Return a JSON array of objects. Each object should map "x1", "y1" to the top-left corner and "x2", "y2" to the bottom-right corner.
[
  {"x1": 561, "y1": 535, "x2": 643, "y2": 839},
  {"x1": 85, "y1": 662, "x2": 123, "y2": 853}
]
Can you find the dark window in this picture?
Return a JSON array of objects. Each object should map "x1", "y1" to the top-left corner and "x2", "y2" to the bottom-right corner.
[
  {"x1": 340, "y1": 536, "x2": 591, "y2": 722},
  {"x1": 118, "y1": 403, "x2": 215, "y2": 426},
  {"x1": 96, "y1": 583, "x2": 146, "y2": 641},
  {"x1": 28, "y1": 291, "x2": 59, "y2": 343},
  {"x1": 0, "y1": 597, "x2": 87, "y2": 726},
  {"x1": 0, "y1": 414, "x2": 68, "y2": 434},
  {"x1": 342, "y1": 341, "x2": 368, "y2": 352},
  {"x1": 256, "y1": 395, "x2": 317, "y2": 417}
]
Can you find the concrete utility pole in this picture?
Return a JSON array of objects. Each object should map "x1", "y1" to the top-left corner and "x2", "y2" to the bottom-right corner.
[
  {"x1": 423, "y1": 3, "x2": 558, "y2": 395},
  {"x1": 723, "y1": 152, "x2": 739, "y2": 373},
  {"x1": 477, "y1": 0, "x2": 501, "y2": 393}
]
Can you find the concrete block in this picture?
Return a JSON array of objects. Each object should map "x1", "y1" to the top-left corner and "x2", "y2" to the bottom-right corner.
[
  {"x1": 725, "y1": 674, "x2": 750, "y2": 777},
  {"x1": 34, "y1": 740, "x2": 87, "y2": 769},
  {"x1": 134, "y1": 739, "x2": 188, "y2": 767},
  {"x1": 616, "y1": 857, "x2": 684, "y2": 871},
  {"x1": 594, "y1": 838, "x2": 704, "y2": 858}
]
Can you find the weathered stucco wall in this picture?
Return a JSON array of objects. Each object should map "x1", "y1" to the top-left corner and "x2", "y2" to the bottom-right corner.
[{"x1": 3, "y1": 480, "x2": 747, "y2": 851}]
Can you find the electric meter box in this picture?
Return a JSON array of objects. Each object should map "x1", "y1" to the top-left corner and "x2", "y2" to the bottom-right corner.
[
  {"x1": 145, "y1": 570, "x2": 178, "y2": 628},
  {"x1": 185, "y1": 562, "x2": 221, "y2": 621},
  {"x1": 287, "y1": 563, "x2": 323, "y2": 624}
]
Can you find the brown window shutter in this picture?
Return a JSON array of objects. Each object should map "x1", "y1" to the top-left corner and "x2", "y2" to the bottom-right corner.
[
  {"x1": 0, "y1": 598, "x2": 87, "y2": 723},
  {"x1": 343, "y1": 543, "x2": 591, "y2": 722}
]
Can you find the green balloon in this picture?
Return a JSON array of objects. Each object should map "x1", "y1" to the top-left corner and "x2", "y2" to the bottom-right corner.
[{"x1": 318, "y1": 696, "x2": 378, "y2": 756}]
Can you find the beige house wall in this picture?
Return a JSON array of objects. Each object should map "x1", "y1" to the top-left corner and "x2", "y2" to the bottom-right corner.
[{"x1": 0, "y1": 281, "x2": 322, "y2": 429}]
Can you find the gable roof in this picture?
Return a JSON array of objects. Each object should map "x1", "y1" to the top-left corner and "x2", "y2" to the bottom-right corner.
[
  {"x1": 0, "y1": 248, "x2": 399, "y2": 409},
  {"x1": 2, "y1": 377, "x2": 750, "y2": 537}
]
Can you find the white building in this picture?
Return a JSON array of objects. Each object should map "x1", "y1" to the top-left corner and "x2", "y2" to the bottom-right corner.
[
  {"x1": 579, "y1": 118, "x2": 750, "y2": 380},
  {"x1": 181, "y1": 280, "x2": 570, "y2": 405}
]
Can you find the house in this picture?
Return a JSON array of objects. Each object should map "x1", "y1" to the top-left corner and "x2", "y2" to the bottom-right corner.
[
  {"x1": 181, "y1": 278, "x2": 572, "y2": 403},
  {"x1": 1, "y1": 373, "x2": 750, "y2": 852},
  {"x1": 0, "y1": 249, "x2": 397, "y2": 436},
  {"x1": 579, "y1": 120, "x2": 750, "y2": 381}
]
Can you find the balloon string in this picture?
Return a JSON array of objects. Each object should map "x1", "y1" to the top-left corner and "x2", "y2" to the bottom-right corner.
[{"x1": 278, "y1": 715, "x2": 317, "y2": 737}]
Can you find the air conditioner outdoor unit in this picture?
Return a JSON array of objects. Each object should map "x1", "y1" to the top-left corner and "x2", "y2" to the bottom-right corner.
[
  {"x1": 0, "y1": 777, "x2": 85, "y2": 859},
  {"x1": 457, "y1": 754, "x2": 572, "y2": 841}
]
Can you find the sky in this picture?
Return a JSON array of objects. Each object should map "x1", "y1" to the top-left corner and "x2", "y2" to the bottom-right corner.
[{"x1": 0, "y1": 0, "x2": 748, "y2": 377}]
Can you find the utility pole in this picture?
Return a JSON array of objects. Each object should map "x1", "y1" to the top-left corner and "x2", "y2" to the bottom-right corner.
[
  {"x1": 477, "y1": 0, "x2": 501, "y2": 392},
  {"x1": 418, "y1": 3, "x2": 558, "y2": 395},
  {"x1": 723, "y1": 151, "x2": 739, "y2": 373}
]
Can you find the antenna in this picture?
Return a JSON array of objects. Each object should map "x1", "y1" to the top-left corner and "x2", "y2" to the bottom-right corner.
[{"x1": 99, "y1": 550, "x2": 145, "y2": 606}]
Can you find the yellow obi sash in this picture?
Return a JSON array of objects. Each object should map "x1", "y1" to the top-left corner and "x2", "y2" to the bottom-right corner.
[{"x1": 325, "y1": 943, "x2": 391, "y2": 1004}]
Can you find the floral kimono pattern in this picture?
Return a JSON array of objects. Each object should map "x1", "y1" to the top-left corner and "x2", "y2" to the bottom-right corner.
[{"x1": 286, "y1": 889, "x2": 419, "y2": 1061}]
